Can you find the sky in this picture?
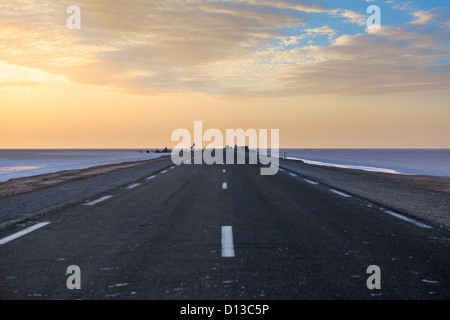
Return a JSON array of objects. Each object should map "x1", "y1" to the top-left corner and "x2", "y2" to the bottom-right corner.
[{"x1": 0, "y1": 0, "x2": 449, "y2": 148}]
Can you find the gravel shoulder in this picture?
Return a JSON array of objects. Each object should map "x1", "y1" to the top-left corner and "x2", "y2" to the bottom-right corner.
[
  {"x1": 0, "y1": 157, "x2": 171, "y2": 199},
  {"x1": 0, "y1": 156, "x2": 173, "y2": 228},
  {"x1": 280, "y1": 158, "x2": 450, "y2": 230}
]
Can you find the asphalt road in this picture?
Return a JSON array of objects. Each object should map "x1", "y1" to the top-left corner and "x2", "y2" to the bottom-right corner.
[{"x1": 0, "y1": 151, "x2": 449, "y2": 300}]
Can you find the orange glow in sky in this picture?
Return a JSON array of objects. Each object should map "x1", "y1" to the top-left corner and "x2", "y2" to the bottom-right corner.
[{"x1": 1, "y1": 1, "x2": 449, "y2": 148}]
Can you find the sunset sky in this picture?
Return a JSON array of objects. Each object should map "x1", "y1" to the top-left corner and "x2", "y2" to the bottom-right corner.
[{"x1": 1, "y1": 0, "x2": 449, "y2": 148}]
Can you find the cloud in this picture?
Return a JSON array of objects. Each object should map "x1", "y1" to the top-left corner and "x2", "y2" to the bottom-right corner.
[
  {"x1": 227, "y1": 0, "x2": 327, "y2": 13},
  {"x1": 411, "y1": 11, "x2": 434, "y2": 25},
  {"x1": 409, "y1": 8, "x2": 450, "y2": 27},
  {"x1": 276, "y1": 26, "x2": 450, "y2": 96},
  {"x1": 0, "y1": 0, "x2": 448, "y2": 97},
  {"x1": 330, "y1": 9, "x2": 368, "y2": 26},
  {"x1": 305, "y1": 26, "x2": 337, "y2": 39},
  {"x1": 391, "y1": 1, "x2": 415, "y2": 11}
]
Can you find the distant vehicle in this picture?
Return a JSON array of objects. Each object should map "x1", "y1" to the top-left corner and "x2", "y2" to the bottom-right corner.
[{"x1": 154, "y1": 147, "x2": 172, "y2": 153}]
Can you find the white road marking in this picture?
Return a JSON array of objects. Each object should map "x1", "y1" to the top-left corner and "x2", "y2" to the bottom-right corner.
[
  {"x1": 222, "y1": 182, "x2": 228, "y2": 190},
  {"x1": 147, "y1": 175, "x2": 156, "y2": 180},
  {"x1": 223, "y1": 169, "x2": 226, "y2": 173},
  {"x1": 170, "y1": 166, "x2": 175, "y2": 169},
  {"x1": 0, "y1": 222, "x2": 51, "y2": 245},
  {"x1": 383, "y1": 210, "x2": 432, "y2": 229},
  {"x1": 329, "y1": 189, "x2": 351, "y2": 198},
  {"x1": 161, "y1": 170, "x2": 167, "y2": 174},
  {"x1": 422, "y1": 279, "x2": 439, "y2": 284},
  {"x1": 127, "y1": 183, "x2": 141, "y2": 189},
  {"x1": 83, "y1": 195, "x2": 113, "y2": 206},
  {"x1": 289, "y1": 173, "x2": 297, "y2": 177},
  {"x1": 304, "y1": 179, "x2": 318, "y2": 185},
  {"x1": 279, "y1": 168, "x2": 284, "y2": 172},
  {"x1": 221, "y1": 226, "x2": 235, "y2": 258},
  {"x1": 108, "y1": 283, "x2": 129, "y2": 288}
]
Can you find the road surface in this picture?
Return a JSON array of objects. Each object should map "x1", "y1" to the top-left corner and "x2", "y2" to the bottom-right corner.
[{"x1": 1, "y1": 151, "x2": 449, "y2": 299}]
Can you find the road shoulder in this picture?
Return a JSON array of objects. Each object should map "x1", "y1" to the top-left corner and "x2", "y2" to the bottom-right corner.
[{"x1": 279, "y1": 159, "x2": 450, "y2": 230}]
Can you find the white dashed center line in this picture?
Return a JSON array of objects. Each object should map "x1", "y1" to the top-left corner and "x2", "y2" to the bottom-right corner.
[
  {"x1": 161, "y1": 170, "x2": 167, "y2": 174},
  {"x1": 289, "y1": 173, "x2": 297, "y2": 177},
  {"x1": 222, "y1": 182, "x2": 228, "y2": 190},
  {"x1": 221, "y1": 226, "x2": 235, "y2": 258},
  {"x1": 0, "y1": 222, "x2": 51, "y2": 245},
  {"x1": 304, "y1": 179, "x2": 318, "y2": 185},
  {"x1": 147, "y1": 175, "x2": 156, "y2": 180}
]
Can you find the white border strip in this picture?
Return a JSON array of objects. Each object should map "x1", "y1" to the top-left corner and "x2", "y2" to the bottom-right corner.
[
  {"x1": 329, "y1": 189, "x2": 351, "y2": 198},
  {"x1": 127, "y1": 183, "x2": 141, "y2": 189},
  {"x1": 83, "y1": 195, "x2": 113, "y2": 206},
  {"x1": 0, "y1": 222, "x2": 51, "y2": 245},
  {"x1": 383, "y1": 210, "x2": 432, "y2": 229}
]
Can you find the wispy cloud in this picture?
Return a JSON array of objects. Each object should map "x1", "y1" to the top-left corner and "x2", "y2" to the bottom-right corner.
[
  {"x1": 224, "y1": 0, "x2": 327, "y2": 13},
  {"x1": 330, "y1": 9, "x2": 368, "y2": 26},
  {"x1": 411, "y1": 11, "x2": 434, "y2": 24},
  {"x1": 390, "y1": 1, "x2": 415, "y2": 11}
]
